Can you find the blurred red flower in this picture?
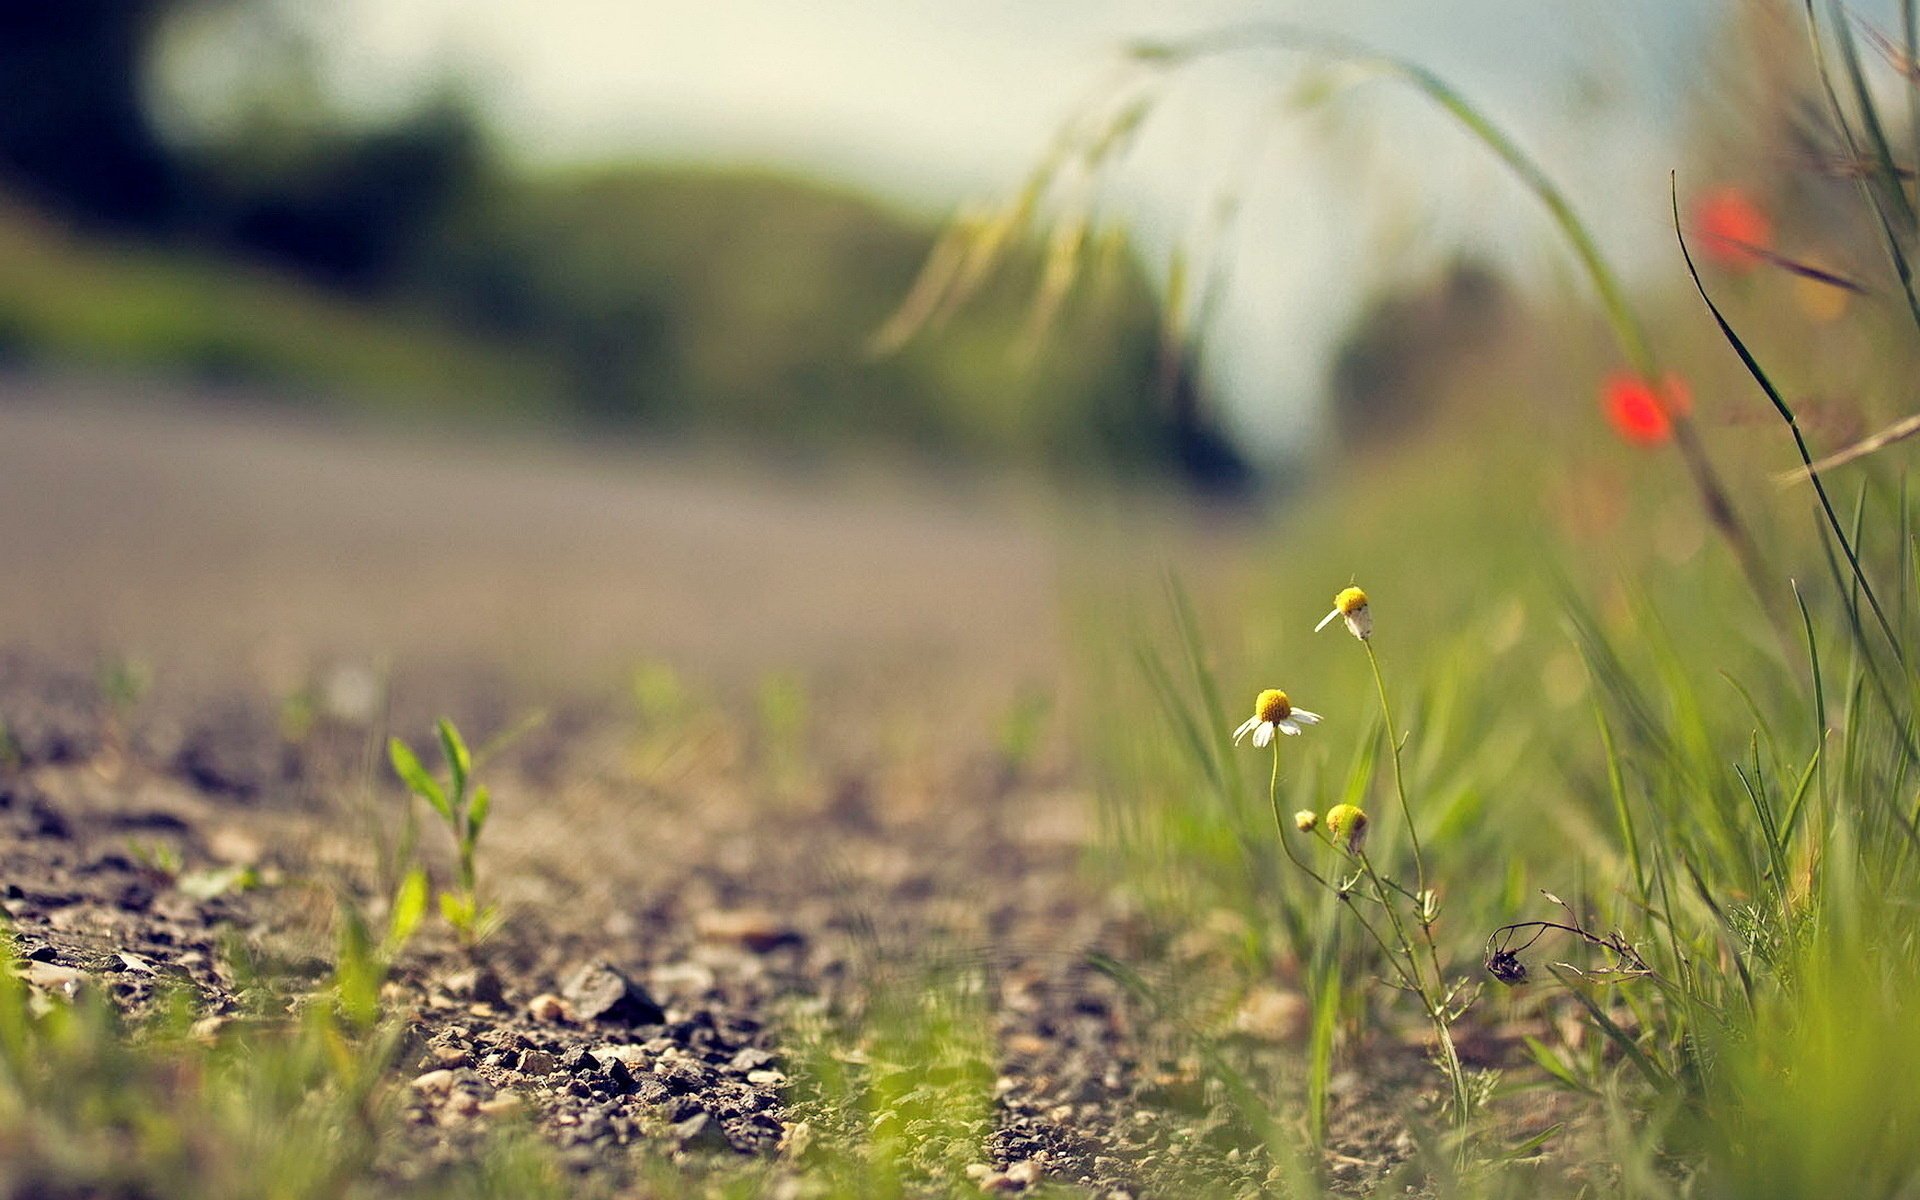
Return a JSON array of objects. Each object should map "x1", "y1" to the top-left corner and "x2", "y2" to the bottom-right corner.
[
  {"x1": 1694, "y1": 186, "x2": 1772, "y2": 270},
  {"x1": 1602, "y1": 372, "x2": 1691, "y2": 446}
]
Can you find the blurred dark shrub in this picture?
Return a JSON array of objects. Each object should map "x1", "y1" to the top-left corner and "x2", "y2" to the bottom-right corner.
[
  {"x1": 0, "y1": 0, "x2": 185, "y2": 230},
  {"x1": 1329, "y1": 259, "x2": 1511, "y2": 446},
  {"x1": 185, "y1": 96, "x2": 490, "y2": 292}
]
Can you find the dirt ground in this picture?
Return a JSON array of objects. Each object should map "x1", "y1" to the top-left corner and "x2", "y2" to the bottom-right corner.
[{"x1": 0, "y1": 378, "x2": 1438, "y2": 1196}]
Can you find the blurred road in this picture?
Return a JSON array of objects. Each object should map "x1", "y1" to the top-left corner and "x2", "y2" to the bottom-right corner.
[{"x1": 0, "y1": 376, "x2": 1060, "y2": 698}]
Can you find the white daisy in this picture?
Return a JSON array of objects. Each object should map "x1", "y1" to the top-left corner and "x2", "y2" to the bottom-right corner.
[
  {"x1": 1232, "y1": 689, "x2": 1323, "y2": 748},
  {"x1": 1315, "y1": 586, "x2": 1373, "y2": 641}
]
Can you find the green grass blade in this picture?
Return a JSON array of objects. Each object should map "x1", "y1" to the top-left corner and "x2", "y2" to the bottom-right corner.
[
  {"x1": 1167, "y1": 573, "x2": 1244, "y2": 801},
  {"x1": 1832, "y1": 0, "x2": 1918, "y2": 230},
  {"x1": 1675, "y1": 179, "x2": 1903, "y2": 664},
  {"x1": 387, "y1": 737, "x2": 449, "y2": 819},
  {"x1": 1306, "y1": 953, "x2": 1341, "y2": 1148},
  {"x1": 1547, "y1": 967, "x2": 1671, "y2": 1091},
  {"x1": 437, "y1": 717, "x2": 472, "y2": 802},
  {"x1": 1782, "y1": 746, "x2": 1826, "y2": 846},
  {"x1": 1523, "y1": 1035, "x2": 1597, "y2": 1096},
  {"x1": 1804, "y1": 0, "x2": 1920, "y2": 330},
  {"x1": 1592, "y1": 691, "x2": 1645, "y2": 899}
]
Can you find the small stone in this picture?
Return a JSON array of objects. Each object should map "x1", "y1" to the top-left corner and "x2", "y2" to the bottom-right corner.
[
  {"x1": 445, "y1": 1091, "x2": 481, "y2": 1118},
  {"x1": 1230, "y1": 987, "x2": 1309, "y2": 1044},
  {"x1": 528, "y1": 993, "x2": 569, "y2": 1023},
  {"x1": 778, "y1": 1120, "x2": 813, "y2": 1159},
  {"x1": 20, "y1": 963, "x2": 86, "y2": 999},
  {"x1": 1005, "y1": 1160, "x2": 1041, "y2": 1186},
  {"x1": 729, "y1": 1046, "x2": 777, "y2": 1073},
  {"x1": 411, "y1": 1069, "x2": 456, "y2": 1097},
  {"x1": 671, "y1": 1110, "x2": 733, "y2": 1153},
  {"x1": 519, "y1": 1049, "x2": 558, "y2": 1076},
  {"x1": 651, "y1": 961, "x2": 717, "y2": 995},
  {"x1": 595, "y1": 1044, "x2": 649, "y2": 1069},
  {"x1": 746, "y1": 1069, "x2": 786, "y2": 1087},
  {"x1": 478, "y1": 1092, "x2": 524, "y2": 1118},
  {"x1": 206, "y1": 826, "x2": 262, "y2": 865},
  {"x1": 695, "y1": 910, "x2": 804, "y2": 953},
  {"x1": 604, "y1": 1057, "x2": 636, "y2": 1094},
  {"x1": 444, "y1": 966, "x2": 505, "y2": 1005},
  {"x1": 1005, "y1": 1033, "x2": 1049, "y2": 1058},
  {"x1": 430, "y1": 1044, "x2": 470, "y2": 1067},
  {"x1": 965, "y1": 1164, "x2": 994, "y2": 1181},
  {"x1": 560, "y1": 962, "x2": 665, "y2": 1026}
]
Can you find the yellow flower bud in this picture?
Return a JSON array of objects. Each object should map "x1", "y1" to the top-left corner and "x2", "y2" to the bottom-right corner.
[
  {"x1": 1324, "y1": 803, "x2": 1369, "y2": 851},
  {"x1": 1293, "y1": 809, "x2": 1318, "y2": 833}
]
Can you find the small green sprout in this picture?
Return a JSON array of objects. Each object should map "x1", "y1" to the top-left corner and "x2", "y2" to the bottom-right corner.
[{"x1": 388, "y1": 718, "x2": 498, "y2": 949}]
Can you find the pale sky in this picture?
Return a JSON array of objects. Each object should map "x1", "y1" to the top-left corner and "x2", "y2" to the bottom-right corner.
[{"x1": 196, "y1": 1, "x2": 1854, "y2": 456}]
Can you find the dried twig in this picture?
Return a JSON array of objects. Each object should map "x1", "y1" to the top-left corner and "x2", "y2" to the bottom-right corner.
[
  {"x1": 1775, "y1": 410, "x2": 1920, "y2": 483},
  {"x1": 1484, "y1": 892, "x2": 1651, "y2": 986}
]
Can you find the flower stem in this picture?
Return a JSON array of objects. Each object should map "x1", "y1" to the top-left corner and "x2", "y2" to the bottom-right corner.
[
  {"x1": 1364, "y1": 641, "x2": 1426, "y2": 901},
  {"x1": 1269, "y1": 746, "x2": 1330, "y2": 889},
  {"x1": 1363, "y1": 642, "x2": 1451, "y2": 1009},
  {"x1": 1359, "y1": 849, "x2": 1471, "y2": 1146}
]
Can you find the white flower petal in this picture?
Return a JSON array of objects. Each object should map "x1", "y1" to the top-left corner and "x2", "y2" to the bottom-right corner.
[
  {"x1": 1252, "y1": 723, "x2": 1274, "y2": 748},
  {"x1": 1314, "y1": 608, "x2": 1341, "y2": 632},
  {"x1": 1290, "y1": 709, "x2": 1322, "y2": 725},
  {"x1": 1276, "y1": 718, "x2": 1302, "y2": 736},
  {"x1": 1232, "y1": 716, "x2": 1260, "y2": 744}
]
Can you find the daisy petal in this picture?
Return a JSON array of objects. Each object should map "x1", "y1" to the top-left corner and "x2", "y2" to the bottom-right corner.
[
  {"x1": 1276, "y1": 718, "x2": 1302, "y2": 735},
  {"x1": 1252, "y1": 723, "x2": 1274, "y2": 748},
  {"x1": 1314, "y1": 608, "x2": 1340, "y2": 632},
  {"x1": 1290, "y1": 709, "x2": 1322, "y2": 725},
  {"x1": 1232, "y1": 716, "x2": 1260, "y2": 744}
]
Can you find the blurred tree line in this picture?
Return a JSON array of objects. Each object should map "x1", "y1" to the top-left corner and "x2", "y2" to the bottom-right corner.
[{"x1": 0, "y1": 0, "x2": 1244, "y2": 484}]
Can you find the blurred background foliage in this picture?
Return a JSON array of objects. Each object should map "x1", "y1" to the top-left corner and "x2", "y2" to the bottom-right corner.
[{"x1": 0, "y1": 0, "x2": 1241, "y2": 483}]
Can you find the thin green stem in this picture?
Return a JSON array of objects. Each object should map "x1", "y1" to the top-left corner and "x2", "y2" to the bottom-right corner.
[
  {"x1": 1365, "y1": 642, "x2": 1427, "y2": 897},
  {"x1": 1269, "y1": 747, "x2": 1331, "y2": 889},
  {"x1": 1359, "y1": 847, "x2": 1470, "y2": 1141},
  {"x1": 1337, "y1": 894, "x2": 1426, "y2": 998},
  {"x1": 1363, "y1": 641, "x2": 1450, "y2": 999}
]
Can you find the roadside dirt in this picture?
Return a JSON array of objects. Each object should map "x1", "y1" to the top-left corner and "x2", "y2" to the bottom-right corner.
[{"x1": 0, "y1": 381, "x2": 1456, "y2": 1196}]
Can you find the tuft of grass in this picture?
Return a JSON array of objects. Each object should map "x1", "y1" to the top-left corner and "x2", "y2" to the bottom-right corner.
[{"x1": 389, "y1": 718, "x2": 499, "y2": 950}]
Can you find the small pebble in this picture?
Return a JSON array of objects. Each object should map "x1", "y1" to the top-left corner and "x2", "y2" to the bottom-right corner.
[
  {"x1": 410, "y1": 1069, "x2": 456, "y2": 1097},
  {"x1": 528, "y1": 993, "x2": 569, "y2": 1023},
  {"x1": 478, "y1": 1092, "x2": 524, "y2": 1117}
]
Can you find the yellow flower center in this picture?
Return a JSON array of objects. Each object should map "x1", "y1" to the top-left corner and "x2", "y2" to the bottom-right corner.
[
  {"x1": 1254, "y1": 689, "x2": 1291, "y2": 723},
  {"x1": 1336, "y1": 586, "x2": 1369, "y2": 616}
]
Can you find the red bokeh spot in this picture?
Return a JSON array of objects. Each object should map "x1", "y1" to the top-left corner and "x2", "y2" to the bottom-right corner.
[
  {"x1": 1602, "y1": 372, "x2": 1691, "y2": 446},
  {"x1": 1694, "y1": 187, "x2": 1772, "y2": 270}
]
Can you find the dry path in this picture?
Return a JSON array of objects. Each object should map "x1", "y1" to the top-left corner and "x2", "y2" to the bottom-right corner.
[{"x1": 0, "y1": 375, "x2": 1060, "y2": 698}]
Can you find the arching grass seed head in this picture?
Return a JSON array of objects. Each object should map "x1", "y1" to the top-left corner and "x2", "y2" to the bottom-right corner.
[
  {"x1": 1315, "y1": 586, "x2": 1372, "y2": 641},
  {"x1": 1232, "y1": 688, "x2": 1323, "y2": 748}
]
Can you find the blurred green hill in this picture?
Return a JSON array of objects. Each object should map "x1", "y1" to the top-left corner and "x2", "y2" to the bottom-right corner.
[
  {"x1": 0, "y1": 3, "x2": 1243, "y2": 482},
  {"x1": 0, "y1": 167, "x2": 1218, "y2": 477},
  {"x1": 414, "y1": 166, "x2": 1191, "y2": 470}
]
